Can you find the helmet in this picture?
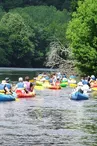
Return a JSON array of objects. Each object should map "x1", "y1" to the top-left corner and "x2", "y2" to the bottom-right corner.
[
  {"x1": 5, "y1": 77, "x2": 10, "y2": 83},
  {"x1": 18, "y1": 77, "x2": 23, "y2": 82},
  {"x1": 91, "y1": 75, "x2": 96, "y2": 80}
]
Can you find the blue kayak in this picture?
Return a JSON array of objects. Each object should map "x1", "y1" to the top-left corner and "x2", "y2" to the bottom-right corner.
[
  {"x1": 71, "y1": 92, "x2": 89, "y2": 100},
  {"x1": 0, "y1": 92, "x2": 17, "y2": 102}
]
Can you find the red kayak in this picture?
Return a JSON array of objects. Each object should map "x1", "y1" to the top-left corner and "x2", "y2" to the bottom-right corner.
[
  {"x1": 16, "y1": 89, "x2": 35, "y2": 98},
  {"x1": 92, "y1": 84, "x2": 97, "y2": 88},
  {"x1": 48, "y1": 85, "x2": 61, "y2": 90}
]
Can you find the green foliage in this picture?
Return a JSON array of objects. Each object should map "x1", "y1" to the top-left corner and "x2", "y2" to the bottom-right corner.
[
  {"x1": 1, "y1": 0, "x2": 79, "y2": 12},
  {"x1": 0, "y1": 26, "x2": 11, "y2": 66},
  {"x1": 10, "y1": 6, "x2": 70, "y2": 67},
  {"x1": 66, "y1": 0, "x2": 97, "y2": 75},
  {"x1": 1, "y1": 0, "x2": 23, "y2": 11},
  {"x1": 0, "y1": 12, "x2": 35, "y2": 67},
  {"x1": 0, "y1": 7, "x2": 6, "y2": 20}
]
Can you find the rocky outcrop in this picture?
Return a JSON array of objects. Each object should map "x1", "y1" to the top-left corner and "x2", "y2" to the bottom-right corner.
[
  {"x1": 58, "y1": 60, "x2": 76, "y2": 77},
  {"x1": 45, "y1": 41, "x2": 77, "y2": 76}
]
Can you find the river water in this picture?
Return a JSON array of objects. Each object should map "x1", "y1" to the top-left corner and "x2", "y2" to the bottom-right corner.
[{"x1": 0, "y1": 68, "x2": 97, "y2": 146}]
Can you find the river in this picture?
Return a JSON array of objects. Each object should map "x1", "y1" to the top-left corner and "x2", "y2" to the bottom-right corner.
[{"x1": 0, "y1": 68, "x2": 97, "y2": 146}]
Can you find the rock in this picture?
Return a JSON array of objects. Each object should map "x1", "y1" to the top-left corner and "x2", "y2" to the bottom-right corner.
[{"x1": 57, "y1": 60, "x2": 77, "y2": 77}]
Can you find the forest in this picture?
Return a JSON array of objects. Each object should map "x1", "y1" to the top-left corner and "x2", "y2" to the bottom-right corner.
[{"x1": 0, "y1": 0, "x2": 97, "y2": 75}]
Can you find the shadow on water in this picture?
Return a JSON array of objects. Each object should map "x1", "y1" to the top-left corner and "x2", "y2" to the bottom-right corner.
[{"x1": 0, "y1": 68, "x2": 97, "y2": 145}]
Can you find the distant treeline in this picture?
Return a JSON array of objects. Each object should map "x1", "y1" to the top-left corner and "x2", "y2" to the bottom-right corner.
[
  {"x1": 0, "y1": 0, "x2": 80, "y2": 68},
  {"x1": 0, "y1": 6, "x2": 70, "y2": 67},
  {"x1": 0, "y1": 0, "x2": 79, "y2": 12},
  {"x1": 0, "y1": 0, "x2": 96, "y2": 76}
]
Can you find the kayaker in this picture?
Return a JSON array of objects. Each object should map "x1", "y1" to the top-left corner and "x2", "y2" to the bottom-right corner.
[
  {"x1": 24, "y1": 76, "x2": 35, "y2": 93},
  {"x1": 5, "y1": 77, "x2": 12, "y2": 93},
  {"x1": 57, "y1": 72, "x2": 62, "y2": 80},
  {"x1": 52, "y1": 74, "x2": 57, "y2": 85},
  {"x1": 81, "y1": 77, "x2": 89, "y2": 85},
  {"x1": 69, "y1": 74, "x2": 76, "y2": 79},
  {"x1": 55, "y1": 77, "x2": 60, "y2": 86},
  {"x1": 73, "y1": 82, "x2": 83, "y2": 93},
  {"x1": 81, "y1": 84, "x2": 91, "y2": 94},
  {"x1": 14, "y1": 77, "x2": 27, "y2": 93},
  {"x1": 62, "y1": 73, "x2": 67, "y2": 78},
  {"x1": 89, "y1": 75, "x2": 96, "y2": 87},
  {"x1": 0, "y1": 80, "x2": 11, "y2": 94}
]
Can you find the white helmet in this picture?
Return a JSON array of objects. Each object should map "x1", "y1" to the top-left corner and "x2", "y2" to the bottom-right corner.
[
  {"x1": 18, "y1": 77, "x2": 23, "y2": 82},
  {"x1": 91, "y1": 75, "x2": 95, "y2": 78}
]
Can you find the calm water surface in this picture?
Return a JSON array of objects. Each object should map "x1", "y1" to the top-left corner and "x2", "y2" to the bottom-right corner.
[
  {"x1": 0, "y1": 67, "x2": 57, "y2": 81},
  {"x1": 0, "y1": 68, "x2": 97, "y2": 146}
]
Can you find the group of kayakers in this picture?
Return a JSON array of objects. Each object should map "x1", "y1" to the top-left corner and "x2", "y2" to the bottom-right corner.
[
  {"x1": 0, "y1": 76, "x2": 35, "y2": 95},
  {"x1": 0, "y1": 72, "x2": 97, "y2": 96},
  {"x1": 35, "y1": 72, "x2": 68, "y2": 85},
  {"x1": 0, "y1": 72, "x2": 74, "y2": 95},
  {"x1": 34, "y1": 72, "x2": 97, "y2": 93},
  {"x1": 73, "y1": 75, "x2": 97, "y2": 95}
]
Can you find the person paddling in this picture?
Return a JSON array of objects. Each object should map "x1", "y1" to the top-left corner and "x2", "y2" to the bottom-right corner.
[
  {"x1": 24, "y1": 76, "x2": 35, "y2": 93},
  {"x1": 0, "y1": 80, "x2": 11, "y2": 94},
  {"x1": 5, "y1": 77, "x2": 13, "y2": 93},
  {"x1": 14, "y1": 77, "x2": 26, "y2": 93}
]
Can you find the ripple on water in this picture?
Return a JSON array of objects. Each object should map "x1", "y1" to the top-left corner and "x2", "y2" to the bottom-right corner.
[{"x1": 0, "y1": 87, "x2": 97, "y2": 145}]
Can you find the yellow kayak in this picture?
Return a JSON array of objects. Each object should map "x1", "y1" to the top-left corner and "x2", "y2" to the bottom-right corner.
[
  {"x1": 69, "y1": 83, "x2": 77, "y2": 88},
  {"x1": 36, "y1": 81, "x2": 43, "y2": 86},
  {"x1": 34, "y1": 85, "x2": 44, "y2": 90},
  {"x1": 91, "y1": 87, "x2": 97, "y2": 91},
  {"x1": 29, "y1": 79, "x2": 36, "y2": 83},
  {"x1": 43, "y1": 82, "x2": 51, "y2": 88}
]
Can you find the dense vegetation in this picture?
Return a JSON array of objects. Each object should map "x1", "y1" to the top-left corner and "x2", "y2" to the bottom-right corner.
[
  {"x1": 0, "y1": 0, "x2": 96, "y2": 75},
  {"x1": 0, "y1": 5, "x2": 70, "y2": 67},
  {"x1": 0, "y1": 0, "x2": 79, "y2": 68},
  {"x1": 0, "y1": 0, "x2": 78, "y2": 12},
  {"x1": 66, "y1": 0, "x2": 97, "y2": 75}
]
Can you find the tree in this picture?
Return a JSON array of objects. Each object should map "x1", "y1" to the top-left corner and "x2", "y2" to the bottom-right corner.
[
  {"x1": 66, "y1": 0, "x2": 97, "y2": 75},
  {"x1": 11, "y1": 6, "x2": 70, "y2": 67},
  {"x1": 0, "y1": 25, "x2": 11, "y2": 66},
  {"x1": 0, "y1": 6, "x2": 5, "y2": 20},
  {"x1": 0, "y1": 12, "x2": 35, "y2": 67},
  {"x1": 1, "y1": 0, "x2": 23, "y2": 11},
  {"x1": 0, "y1": 0, "x2": 78, "y2": 12}
]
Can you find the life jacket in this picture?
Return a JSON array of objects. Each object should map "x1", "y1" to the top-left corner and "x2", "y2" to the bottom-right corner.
[
  {"x1": 49, "y1": 78, "x2": 53, "y2": 83},
  {"x1": 45, "y1": 76, "x2": 49, "y2": 80},
  {"x1": 16, "y1": 82, "x2": 24, "y2": 89},
  {"x1": 24, "y1": 81, "x2": 31, "y2": 92},
  {"x1": 82, "y1": 80, "x2": 88, "y2": 85},
  {"x1": 0, "y1": 84, "x2": 6, "y2": 93},
  {"x1": 5, "y1": 83, "x2": 11, "y2": 90}
]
